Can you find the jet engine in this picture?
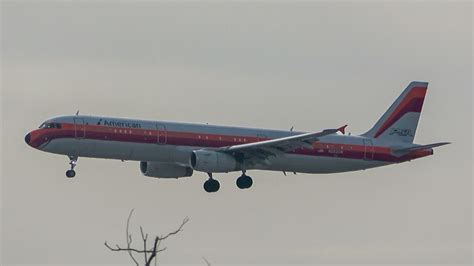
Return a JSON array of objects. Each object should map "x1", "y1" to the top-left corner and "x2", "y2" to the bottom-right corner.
[
  {"x1": 190, "y1": 150, "x2": 238, "y2": 173},
  {"x1": 140, "y1": 161, "x2": 193, "y2": 178}
]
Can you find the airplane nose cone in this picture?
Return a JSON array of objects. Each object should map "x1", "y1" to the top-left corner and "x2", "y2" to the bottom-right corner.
[{"x1": 25, "y1": 133, "x2": 31, "y2": 145}]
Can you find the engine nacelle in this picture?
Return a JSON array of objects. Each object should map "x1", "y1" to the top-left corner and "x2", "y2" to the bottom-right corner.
[
  {"x1": 190, "y1": 150, "x2": 238, "y2": 173},
  {"x1": 140, "y1": 161, "x2": 193, "y2": 179}
]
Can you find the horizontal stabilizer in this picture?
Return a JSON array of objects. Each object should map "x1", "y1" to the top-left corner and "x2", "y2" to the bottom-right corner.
[{"x1": 392, "y1": 142, "x2": 450, "y2": 156}]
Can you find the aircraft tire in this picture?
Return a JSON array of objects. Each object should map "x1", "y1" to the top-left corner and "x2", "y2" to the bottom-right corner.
[
  {"x1": 66, "y1": 170, "x2": 76, "y2": 178},
  {"x1": 236, "y1": 175, "x2": 253, "y2": 189},
  {"x1": 204, "y1": 179, "x2": 220, "y2": 193}
]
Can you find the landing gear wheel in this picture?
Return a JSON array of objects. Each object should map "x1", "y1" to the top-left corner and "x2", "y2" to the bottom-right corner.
[
  {"x1": 236, "y1": 175, "x2": 253, "y2": 189},
  {"x1": 66, "y1": 170, "x2": 76, "y2": 178},
  {"x1": 204, "y1": 180, "x2": 212, "y2": 192},
  {"x1": 66, "y1": 156, "x2": 78, "y2": 178},
  {"x1": 204, "y1": 178, "x2": 220, "y2": 193}
]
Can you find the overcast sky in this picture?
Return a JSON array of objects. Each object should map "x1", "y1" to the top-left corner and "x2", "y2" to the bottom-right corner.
[{"x1": 1, "y1": 1, "x2": 472, "y2": 265}]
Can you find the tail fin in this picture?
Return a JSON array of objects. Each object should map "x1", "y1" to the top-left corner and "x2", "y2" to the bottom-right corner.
[{"x1": 362, "y1": 81, "x2": 428, "y2": 143}]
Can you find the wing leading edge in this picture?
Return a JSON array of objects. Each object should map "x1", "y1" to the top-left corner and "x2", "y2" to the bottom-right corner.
[{"x1": 217, "y1": 125, "x2": 347, "y2": 158}]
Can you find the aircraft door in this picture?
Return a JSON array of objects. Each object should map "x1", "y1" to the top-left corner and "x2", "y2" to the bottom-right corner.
[
  {"x1": 156, "y1": 124, "x2": 167, "y2": 144},
  {"x1": 74, "y1": 117, "x2": 86, "y2": 138},
  {"x1": 363, "y1": 139, "x2": 374, "y2": 160}
]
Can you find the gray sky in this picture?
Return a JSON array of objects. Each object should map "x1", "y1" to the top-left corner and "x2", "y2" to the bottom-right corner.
[{"x1": 1, "y1": 1, "x2": 472, "y2": 265}]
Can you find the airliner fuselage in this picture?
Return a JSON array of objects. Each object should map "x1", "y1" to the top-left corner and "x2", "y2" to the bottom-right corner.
[{"x1": 25, "y1": 81, "x2": 448, "y2": 192}]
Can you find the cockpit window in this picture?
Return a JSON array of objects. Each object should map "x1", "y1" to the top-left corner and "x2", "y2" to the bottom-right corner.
[{"x1": 39, "y1": 123, "x2": 61, "y2": 129}]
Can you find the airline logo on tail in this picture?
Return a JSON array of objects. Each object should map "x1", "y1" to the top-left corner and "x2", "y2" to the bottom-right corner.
[
  {"x1": 374, "y1": 84, "x2": 427, "y2": 138},
  {"x1": 389, "y1": 128, "x2": 415, "y2": 137}
]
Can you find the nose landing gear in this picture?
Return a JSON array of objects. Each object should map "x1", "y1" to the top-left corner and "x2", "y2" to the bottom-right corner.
[{"x1": 66, "y1": 156, "x2": 78, "y2": 178}]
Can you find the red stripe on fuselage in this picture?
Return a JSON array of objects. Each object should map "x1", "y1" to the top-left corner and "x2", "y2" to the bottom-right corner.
[{"x1": 30, "y1": 123, "x2": 431, "y2": 163}]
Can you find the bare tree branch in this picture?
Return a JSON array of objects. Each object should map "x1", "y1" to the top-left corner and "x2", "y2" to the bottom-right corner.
[
  {"x1": 146, "y1": 237, "x2": 160, "y2": 266},
  {"x1": 126, "y1": 209, "x2": 140, "y2": 266},
  {"x1": 105, "y1": 241, "x2": 166, "y2": 254},
  {"x1": 202, "y1": 256, "x2": 211, "y2": 266},
  {"x1": 140, "y1": 226, "x2": 148, "y2": 262},
  {"x1": 105, "y1": 209, "x2": 189, "y2": 266},
  {"x1": 158, "y1": 216, "x2": 190, "y2": 241}
]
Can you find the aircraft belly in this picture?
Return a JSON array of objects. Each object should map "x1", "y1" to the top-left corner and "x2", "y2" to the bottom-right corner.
[
  {"x1": 254, "y1": 154, "x2": 389, "y2": 174},
  {"x1": 44, "y1": 139, "x2": 389, "y2": 173},
  {"x1": 44, "y1": 139, "x2": 194, "y2": 164}
]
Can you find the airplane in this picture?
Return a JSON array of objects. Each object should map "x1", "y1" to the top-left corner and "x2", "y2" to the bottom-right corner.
[{"x1": 25, "y1": 81, "x2": 449, "y2": 192}]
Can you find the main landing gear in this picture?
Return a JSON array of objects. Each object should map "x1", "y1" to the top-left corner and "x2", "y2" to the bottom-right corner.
[
  {"x1": 203, "y1": 171, "x2": 253, "y2": 193},
  {"x1": 236, "y1": 171, "x2": 253, "y2": 189},
  {"x1": 203, "y1": 173, "x2": 220, "y2": 193},
  {"x1": 66, "y1": 156, "x2": 78, "y2": 178}
]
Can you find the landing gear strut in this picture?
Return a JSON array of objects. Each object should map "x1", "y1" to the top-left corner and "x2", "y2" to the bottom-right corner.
[
  {"x1": 66, "y1": 156, "x2": 78, "y2": 178},
  {"x1": 236, "y1": 170, "x2": 253, "y2": 189},
  {"x1": 203, "y1": 173, "x2": 220, "y2": 193}
]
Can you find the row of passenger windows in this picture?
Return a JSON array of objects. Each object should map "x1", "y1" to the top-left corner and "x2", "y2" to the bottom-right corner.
[
  {"x1": 197, "y1": 135, "x2": 247, "y2": 142},
  {"x1": 113, "y1": 129, "x2": 134, "y2": 134},
  {"x1": 37, "y1": 121, "x2": 248, "y2": 141},
  {"x1": 108, "y1": 127, "x2": 249, "y2": 141},
  {"x1": 110, "y1": 129, "x2": 248, "y2": 142}
]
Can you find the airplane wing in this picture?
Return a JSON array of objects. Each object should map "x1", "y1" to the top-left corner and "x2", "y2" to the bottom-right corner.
[
  {"x1": 217, "y1": 125, "x2": 347, "y2": 160},
  {"x1": 391, "y1": 142, "x2": 450, "y2": 156}
]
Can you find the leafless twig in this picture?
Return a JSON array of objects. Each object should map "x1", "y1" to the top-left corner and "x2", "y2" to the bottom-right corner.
[
  {"x1": 105, "y1": 209, "x2": 189, "y2": 266},
  {"x1": 202, "y1": 256, "x2": 211, "y2": 266}
]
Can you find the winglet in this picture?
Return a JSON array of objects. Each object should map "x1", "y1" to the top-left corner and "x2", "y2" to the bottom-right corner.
[{"x1": 338, "y1": 125, "x2": 348, "y2": 135}]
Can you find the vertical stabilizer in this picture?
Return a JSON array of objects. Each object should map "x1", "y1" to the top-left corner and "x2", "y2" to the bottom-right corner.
[{"x1": 362, "y1": 81, "x2": 428, "y2": 143}]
